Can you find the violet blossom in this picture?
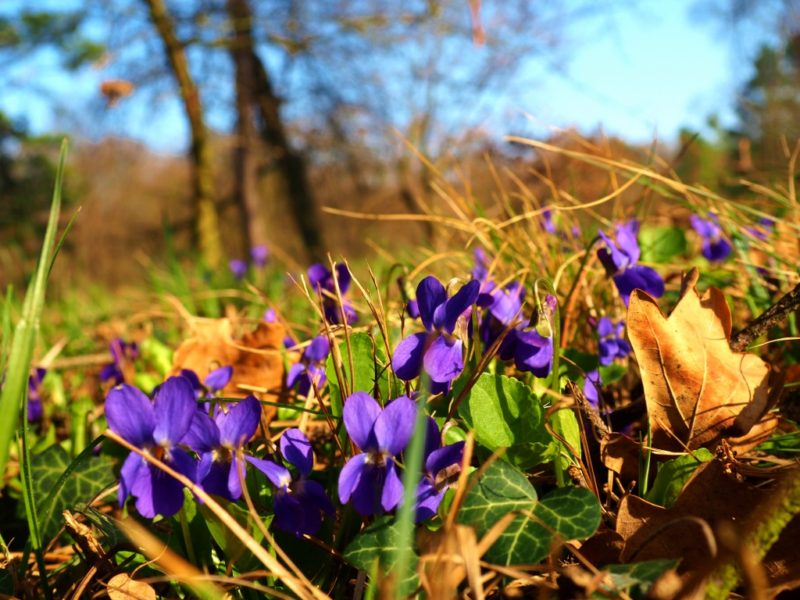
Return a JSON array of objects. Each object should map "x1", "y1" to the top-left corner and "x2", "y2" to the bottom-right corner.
[
  {"x1": 690, "y1": 213, "x2": 732, "y2": 262},
  {"x1": 105, "y1": 377, "x2": 197, "y2": 518},
  {"x1": 338, "y1": 393, "x2": 416, "y2": 516},
  {"x1": 181, "y1": 395, "x2": 261, "y2": 501},
  {"x1": 598, "y1": 221, "x2": 664, "y2": 305},
  {"x1": 248, "y1": 428, "x2": 333, "y2": 537},
  {"x1": 308, "y1": 263, "x2": 357, "y2": 325},
  {"x1": 100, "y1": 338, "x2": 139, "y2": 385},
  {"x1": 27, "y1": 367, "x2": 46, "y2": 423},
  {"x1": 251, "y1": 245, "x2": 269, "y2": 268},
  {"x1": 391, "y1": 276, "x2": 480, "y2": 385},
  {"x1": 415, "y1": 418, "x2": 464, "y2": 522},
  {"x1": 229, "y1": 259, "x2": 248, "y2": 280},
  {"x1": 596, "y1": 317, "x2": 631, "y2": 366},
  {"x1": 287, "y1": 336, "x2": 330, "y2": 396}
]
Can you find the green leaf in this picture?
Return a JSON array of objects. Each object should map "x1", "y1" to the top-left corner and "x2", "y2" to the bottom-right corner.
[
  {"x1": 31, "y1": 442, "x2": 116, "y2": 542},
  {"x1": 646, "y1": 448, "x2": 713, "y2": 508},
  {"x1": 598, "y1": 363, "x2": 627, "y2": 386},
  {"x1": 593, "y1": 559, "x2": 679, "y2": 599},
  {"x1": 458, "y1": 461, "x2": 600, "y2": 565},
  {"x1": 343, "y1": 516, "x2": 418, "y2": 596},
  {"x1": 458, "y1": 373, "x2": 555, "y2": 468},
  {"x1": 639, "y1": 226, "x2": 687, "y2": 264},
  {"x1": 199, "y1": 500, "x2": 268, "y2": 571}
]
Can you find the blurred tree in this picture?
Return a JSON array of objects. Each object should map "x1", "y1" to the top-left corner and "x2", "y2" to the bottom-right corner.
[
  {"x1": 143, "y1": 0, "x2": 223, "y2": 268},
  {"x1": 226, "y1": 0, "x2": 323, "y2": 260}
]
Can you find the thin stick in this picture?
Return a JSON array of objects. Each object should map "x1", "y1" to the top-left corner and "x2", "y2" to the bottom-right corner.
[{"x1": 730, "y1": 280, "x2": 800, "y2": 351}]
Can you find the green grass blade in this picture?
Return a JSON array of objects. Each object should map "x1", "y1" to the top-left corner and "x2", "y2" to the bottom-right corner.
[
  {"x1": 392, "y1": 394, "x2": 427, "y2": 598},
  {"x1": 0, "y1": 138, "x2": 68, "y2": 479}
]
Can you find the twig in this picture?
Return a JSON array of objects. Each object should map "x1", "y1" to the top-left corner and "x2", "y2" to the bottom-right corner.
[{"x1": 730, "y1": 280, "x2": 800, "y2": 351}]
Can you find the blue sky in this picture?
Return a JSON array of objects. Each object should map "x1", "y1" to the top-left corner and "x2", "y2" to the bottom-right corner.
[{"x1": 0, "y1": 0, "x2": 778, "y2": 152}]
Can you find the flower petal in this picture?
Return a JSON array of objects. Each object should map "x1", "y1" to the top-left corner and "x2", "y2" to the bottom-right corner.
[
  {"x1": 198, "y1": 454, "x2": 231, "y2": 499},
  {"x1": 286, "y1": 363, "x2": 305, "y2": 389},
  {"x1": 439, "y1": 280, "x2": 480, "y2": 333},
  {"x1": 105, "y1": 384, "x2": 155, "y2": 447},
  {"x1": 422, "y1": 417, "x2": 441, "y2": 462},
  {"x1": 426, "y1": 441, "x2": 465, "y2": 477},
  {"x1": 301, "y1": 479, "x2": 335, "y2": 516},
  {"x1": 597, "y1": 317, "x2": 614, "y2": 338},
  {"x1": 381, "y1": 460, "x2": 404, "y2": 512},
  {"x1": 415, "y1": 479, "x2": 445, "y2": 522},
  {"x1": 422, "y1": 336, "x2": 463, "y2": 383},
  {"x1": 204, "y1": 366, "x2": 233, "y2": 392},
  {"x1": 513, "y1": 330, "x2": 553, "y2": 378},
  {"x1": 392, "y1": 332, "x2": 427, "y2": 381},
  {"x1": 416, "y1": 276, "x2": 446, "y2": 331},
  {"x1": 304, "y1": 336, "x2": 330, "y2": 363},
  {"x1": 374, "y1": 395, "x2": 417, "y2": 456},
  {"x1": 338, "y1": 452, "x2": 368, "y2": 505},
  {"x1": 119, "y1": 451, "x2": 145, "y2": 507},
  {"x1": 614, "y1": 265, "x2": 664, "y2": 305},
  {"x1": 152, "y1": 376, "x2": 197, "y2": 446},
  {"x1": 334, "y1": 263, "x2": 351, "y2": 294},
  {"x1": 274, "y1": 490, "x2": 305, "y2": 536},
  {"x1": 343, "y1": 392, "x2": 381, "y2": 450},
  {"x1": 307, "y1": 263, "x2": 329, "y2": 290},
  {"x1": 181, "y1": 410, "x2": 220, "y2": 454},
  {"x1": 227, "y1": 454, "x2": 246, "y2": 500},
  {"x1": 280, "y1": 428, "x2": 313, "y2": 476},
  {"x1": 247, "y1": 456, "x2": 291, "y2": 489},
  {"x1": 217, "y1": 396, "x2": 261, "y2": 449}
]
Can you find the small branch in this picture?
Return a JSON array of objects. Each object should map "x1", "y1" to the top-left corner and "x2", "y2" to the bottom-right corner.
[{"x1": 730, "y1": 280, "x2": 800, "y2": 352}]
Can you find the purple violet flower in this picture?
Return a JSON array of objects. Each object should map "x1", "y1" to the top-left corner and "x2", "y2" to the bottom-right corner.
[
  {"x1": 229, "y1": 259, "x2": 248, "y2": 280},
  {"x1": 598, "y1": 221, "x2": 665, "y2": 305},
  {"x1": 479, "y1": 281, "x2": 525, "y2": 349},
  {"x1": 248, "y1": 428, "x2": 334, "y2": 537},
  {"x1": 583, "y1": 369, "x2": 602, "y2": 409},
  {"x1": 415, "y1": 418, "x2": 464, "y2": 522},
  {"x1": 746, "y1": 217, "x2": 774, "y2": 241},
  {"x1": 27, "y1": 367, "x2": 46, "y2": 423},
  {"x1": 205, "y1": 366, "x2": 233, "y2": 394},
  {"x1": 500, "y1": 328, "x2": 554, "y2": 378},
  {"x1": 690, "y1": 213, "x2": 732, "y2": 262},
  {"x1": 597, "y1": 317, "x2": 631, "y2": 366},
  {"x1": 100, "y1": 338, "x2": 139, "y2": 385},
  {"x1": 181, "y1": 395, "x2": 261, "y2": 501},
  {"x1": 308, "y1": 263, "x2": 358, "y2": 325},
  {"x1": 391, "y1": 276, "x2": 480, "y2": 385},
  {"x1": 338, "y1": 393, "x2": 417, "y2": 516},
  {"x1": 542, "y1": 208, "x2": 557, "y2": 234},
  {"x1": 287, "y1": 336, "x2": 330, "y2": 396},
  {"x1": 105, "y1": 377, "x2": 197, "y2": 518},
  {"x1": 250, "y1": 245, "x2": 269, "y2": 268}
]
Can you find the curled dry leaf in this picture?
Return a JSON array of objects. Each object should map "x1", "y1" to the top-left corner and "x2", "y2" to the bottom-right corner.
[
  {"x1": 627, "y1": 268, "x2": 780, "y2": 452},
  {"x1": 171, "y1": 318, "x2": 290, "y2": 421},
  {"x1": 107, "y1": 573, "x2": 156, "y2": 600}
]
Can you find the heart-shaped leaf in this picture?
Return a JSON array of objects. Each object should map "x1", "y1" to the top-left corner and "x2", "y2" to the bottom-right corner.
[
  {"x1": 593, "y1": 559, "x2": 679, "y2": 599},
  {"x1": 458, "y1": 373, "x2": 556, "y2": 468},
  {"x1": 343, "y1": 516, "x2": 418, "y2": 596},
  {"x1": 458, "y1": 460, "x2": 600, "y2": 565}
]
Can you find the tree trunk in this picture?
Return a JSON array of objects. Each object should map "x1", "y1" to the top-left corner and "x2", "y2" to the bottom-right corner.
[
  {"x1": 227, "y1": 0, "x2": 265, "y2": 252},
  {"x1": 226, "y1": 0, "x2": 324, "y2": 262},
  {"x1": 143, "y1": 0, "x2": 222, "y2": 268}
]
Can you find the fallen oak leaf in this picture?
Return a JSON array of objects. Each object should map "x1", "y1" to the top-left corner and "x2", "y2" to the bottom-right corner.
[
  {"x1": 171, "y1": 318, "x2": 290, "y2": 422},
  {"x1": 627, "y1": 268, "x2": 781, "y2": 452}
]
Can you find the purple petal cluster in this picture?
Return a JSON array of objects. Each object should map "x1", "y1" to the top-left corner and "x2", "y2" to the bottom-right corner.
[
  {"x1": 598, "y1": 221, "x2": 664, "y2": 305},
  {"x1": 100, "y1": 338, "x2": 139, "y2": 385},
  {"x1": 105, "y1": 377, "x2": 197, "y2": 518},
  {"x1": 27, "y1": 367, "x2": 46, "y2": 423},
  {"x1": 338, "y1": 393, "x2": 416, "y2": 516},
  {"x1": 182, "y1": 395, "x2": 261, "y2": 501},
  {"x1": 229, "y1": 259, "x2": 248, "y2": 280},
  {"x1": 690, "y1": 213, "x2": 732, "y2": 262},
  {"x1": 596, "y1": 317, "x2": 631, "y2": 366},
  {"x1": 478, "y1": 281, "x2": 525, "y2": 349},
  {"x1": 248, "y1": 428, "x2": 334, "y2": 537},
  {"x1": 416, "y1": 418, "x2": 464, "y2": 522},
  {"x1": 583, "y1": 369, "x2": 602, "y2": 409},
  {"x1": 250, "y1": 244, "x2": 269, "y2": 268},
  {"x1": 391, "y1": 276, "x2": 480, "y2": 385},
  {"x1": 308, "y1": 263, "x2": 357, "y2": 325},
  {"x1": 287, "y1": 336, "x2": 330, "y2": 396}
]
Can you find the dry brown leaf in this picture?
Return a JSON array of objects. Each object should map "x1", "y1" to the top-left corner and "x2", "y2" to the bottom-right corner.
[
  {"x1": 600, "y1": 432, "x2": 641, "y2": 483},
  {"x1": 171, "y1": 318, "x2": 290, "y2": 421},
  {"x1": 107, "y1": 573, "x2": 156, "y2": 600},
  {"x1": 627, "y1": 269, "x2": 779, "y2": 451}
]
